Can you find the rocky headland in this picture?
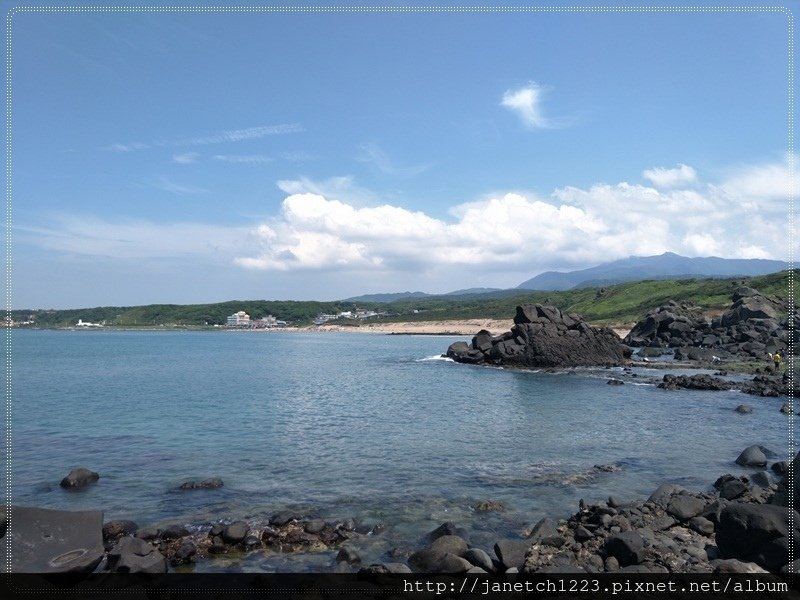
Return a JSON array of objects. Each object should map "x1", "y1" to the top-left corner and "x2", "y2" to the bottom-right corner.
[
  {"x1": 624, "y1": 286, "x2": 793, "y2": 362},
  {"x1": 446, "y1": 304, "x2": 630, "y2": 367}
]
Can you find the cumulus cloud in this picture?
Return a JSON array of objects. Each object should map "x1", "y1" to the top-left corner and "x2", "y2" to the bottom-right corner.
[
  {"x1": 719, "y1": 155, "x2": 799, "y2": 203},
  {"x1": 642, "y1": 164, "x2": 697, "y2": 188},
  {"x1": 236, "y1": 157, "x2": 791, "y2": 272},
  {"x1": 22, "y1": 157, "x2": 791, "y2": 286},
  {"x1": 500, "y1": 82, "x2": 562, "y2": 129}
]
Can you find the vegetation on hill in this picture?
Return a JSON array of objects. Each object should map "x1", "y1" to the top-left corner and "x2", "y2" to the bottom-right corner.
[{"x1": 11, "y1": 270, "x2": 794, "y2": 329}]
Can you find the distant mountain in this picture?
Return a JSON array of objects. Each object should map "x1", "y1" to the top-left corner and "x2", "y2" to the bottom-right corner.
[
  {"x1": 445, "y1": 287, "x2": 502, "y2": 296},
  {"x1": 345, "y1": 287, "x2": 507, "y2": 303},
  {"x1": 517, "y1": 253, "x2": 790, "y2": 291},
  {"x1": 343, "y1": 291, "x2": 430, "y2": 303}
]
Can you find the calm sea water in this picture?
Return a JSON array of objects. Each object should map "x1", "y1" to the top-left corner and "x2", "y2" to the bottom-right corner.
[{"x1": 9, "y1": 329, "x2": 796, "y2": 571}]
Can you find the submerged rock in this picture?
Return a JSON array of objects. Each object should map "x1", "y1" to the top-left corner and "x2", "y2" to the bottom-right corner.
[{"x1": 59, "y1": 467, "x2": 99, "y2": 489}]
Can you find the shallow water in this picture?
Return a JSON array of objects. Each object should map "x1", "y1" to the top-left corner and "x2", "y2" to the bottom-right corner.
[{"x1": 9, "y1": 329, "x2": 795, "y2": 570}]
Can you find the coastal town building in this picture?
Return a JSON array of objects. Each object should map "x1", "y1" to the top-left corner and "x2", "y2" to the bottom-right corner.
[
  {"x1": 226, "y1": 311, "x2": 251, "y2": 326},
  {"x1": 224, "y1": 311, "x2": 286, "y2": 329}
]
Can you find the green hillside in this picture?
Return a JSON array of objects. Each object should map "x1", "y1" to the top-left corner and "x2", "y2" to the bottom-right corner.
[{"x1": 11, "y1": 270, "x2": 794, "y2": 329}]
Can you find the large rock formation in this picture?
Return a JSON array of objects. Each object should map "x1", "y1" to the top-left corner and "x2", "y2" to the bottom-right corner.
[
  {"x1": 624, "y1": 287, "x2": 792, "y2": 360},
  {"x1": 446, "y1": 304, "x2": 629, "y2": 368}
]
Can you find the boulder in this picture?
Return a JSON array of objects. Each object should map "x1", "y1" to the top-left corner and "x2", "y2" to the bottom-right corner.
[
  {"x1": 716, "y1": 503, "x2": 800, "y2": 571},
  {"x1": 494, "y1": 538, "x2": 531, "y2": 570},
  {"x1": 427, "y1": 521, "x2": 468, "y2": 542},
  {"x1": 658, "y1": 374, "x2": 729, "y2": 391},
  {"x1": 735, "y1": 445, "x2": 768, "y2": 467},
  {"x1": 408, "y1": 549, "x2": 473, "y2": 573},
  {"x1": 770, "y1": 452, "x2": 800, "y2": 507},
  {"x1": 735, "y1": 405, "x2": 752, "y2": 414},
  {"x1": 604, "y1": 532, "x2": 646, "y2": 566},
  {"x1": 107, "y1": 536, "x2": 168, "y2": 573},
  {"x1": 1, "y1": 506, "x2": 105, "y2": 573},
  {"x1": 665, "y1": 496, "x2": 706, "y2": 521},
  {"x1": 59, "y1": 468, "x2": 99, "y2": 489},
  {"x1": 221, "y1": 521, "x2": 249, "y2": 544},
  {"x1": 430, "y1": 535, "x2": 468, "y2": 557},
  {"x1": 161, "y1": 524, "x2": 190, "y2": 540},
  {"x1": 527, "y1": 517, "x2": 560, "y2": 542},
  {"x1": 463, "y1": 548, "x2": 494, "y2": 572},
  {"x1": 171, "y1": 541, "x2": 197, "y2": 565},
  {"x1": 102, "y1": 520, "x2": 138, "y2": 543}
]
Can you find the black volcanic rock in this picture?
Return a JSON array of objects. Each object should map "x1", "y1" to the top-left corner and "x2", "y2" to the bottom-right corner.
[
  {"x1": 59, "y1": 468, "x2": 99, "y2": 489},
  {"x1": 447, "y1": 304, "x2": 628, "y2": 368},
  {"x1": 624, "y1": 287, "x2": 791, "y2": 365}
]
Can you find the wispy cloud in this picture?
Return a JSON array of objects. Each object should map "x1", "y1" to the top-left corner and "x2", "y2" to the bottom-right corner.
[
  {"x1": 173, "y1": 152, "x2": 200, "y2": 164},
  {"x1": 501, "y1": 82, "x2": 567, "y2": 129},
  {"x1": 15, "y1": 216, "x2": 252, "y2": 260},
  {"x1": 154, "y1": 176, "x2": 208, "y2": 195},
  {"x1": 281, "y1": 151, "x2": 317, "y2": 162},
  {"x1": 213, "y1": 154, "x2": 273, "y2": 164},
  {"x1": 171, "y1": 124, "x2": 303, "y2": 147},
  {"x1": 104, "y1": 142, "x2": 149, "y2": 152},
  {"x1": 642, "y1": 164, "x2": 697, "y2": 188},
  {"x1": 104, "y1": 123, "x2": 303, "y2": 152},
  {"x1": 356, "y1": 143, "x2": 431, "y2": 177}
]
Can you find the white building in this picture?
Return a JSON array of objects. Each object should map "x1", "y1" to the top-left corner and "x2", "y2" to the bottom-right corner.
[{"x1": 226, "y1": 311, "x2": 251, "y2": 326}]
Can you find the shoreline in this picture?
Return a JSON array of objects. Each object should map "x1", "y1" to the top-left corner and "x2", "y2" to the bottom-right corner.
[{"x1": 7, "y1": 455, "x2": 795, "y2": 575}]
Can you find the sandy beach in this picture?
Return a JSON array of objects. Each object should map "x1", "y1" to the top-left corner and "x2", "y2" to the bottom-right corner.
[
  {"x1": 310, "y1": 319, "x2": 633, "y2": 338},
  {"x1": 311, "y1": 319, "x2": 514, "y2": 336}
]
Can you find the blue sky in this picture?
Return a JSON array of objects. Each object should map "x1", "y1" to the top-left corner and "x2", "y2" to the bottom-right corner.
[{"x1": 9, "y1": 4, "x2": 796, "y2": 308}]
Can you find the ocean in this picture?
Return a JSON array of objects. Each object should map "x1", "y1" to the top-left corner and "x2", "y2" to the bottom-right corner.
[{"x1": 9, "y1": 329, "x2": 795, "y2": 571}]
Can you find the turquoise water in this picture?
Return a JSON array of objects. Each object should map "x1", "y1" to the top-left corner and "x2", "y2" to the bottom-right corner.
[{"x1": 8, "y1": 329, "x2": 795, "y2": 569}]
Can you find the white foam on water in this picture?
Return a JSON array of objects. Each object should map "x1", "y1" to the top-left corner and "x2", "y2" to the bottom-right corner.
[{"x1": 416, "y1": 354, "x2": 453, "y2": 362}]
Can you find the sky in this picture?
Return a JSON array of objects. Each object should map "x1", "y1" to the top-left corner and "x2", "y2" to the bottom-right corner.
[{"x1": 8, "y1": 3, "x2": 797, "y2": 308}]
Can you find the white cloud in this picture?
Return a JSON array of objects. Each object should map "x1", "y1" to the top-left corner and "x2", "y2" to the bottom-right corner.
[
  {"x1": 642, "y1": 164, "x2": 697, "y2": 188},
  {"x1": 21, "y1": 157, "x2": 791, "y2": 287},
  {"x1": 173, "y1": 152, "x2": 199, "y2": 164},
  {"x1": 238, "y1": 157, "x2": 791, "y2": 272},
  {"x1": 276, "y1": 176, "x2": 378, "y2": 205},
  {"x1": 500, "y1": 82, "x2": 556, "y2": 129},
  {"x1": 154, "y1": 176, "x2": 208, "y2": 195},
  {"x1": 719, "y1": 154, "x2": 799, "y2": 204},
  {"x1": 214, "y1": 154, "x2": 272, "y2": 164}
]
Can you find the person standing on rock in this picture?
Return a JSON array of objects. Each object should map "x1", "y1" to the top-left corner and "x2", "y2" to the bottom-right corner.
[{"x1": 773, "y1": 351, "x2": 782, "y2": 371}]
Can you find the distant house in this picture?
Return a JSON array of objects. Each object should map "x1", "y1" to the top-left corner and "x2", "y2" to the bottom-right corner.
[
  {"x1": 76, "y1": 319, "x2": 102, "y2": 327},
  {"x1": 253, "y1": 315, "x2": 278, "y2": 328},
  {"x1": 226, "y1": 311, "x2": 250, "y2": 326}
]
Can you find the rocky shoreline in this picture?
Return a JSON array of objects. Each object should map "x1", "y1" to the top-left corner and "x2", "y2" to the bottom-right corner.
[{"x1": 5, "y1": 449, "x2": 799, "y2": 575}]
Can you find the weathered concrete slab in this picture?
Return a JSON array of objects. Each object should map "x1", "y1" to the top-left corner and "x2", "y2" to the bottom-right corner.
[{"x1": 1, "y1": 505, "x2": 104, "y2": 572}]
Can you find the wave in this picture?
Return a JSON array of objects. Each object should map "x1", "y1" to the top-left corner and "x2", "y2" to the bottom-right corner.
[{"x1": 415, "y1": 354, "x2": 453, "y2": 362}]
